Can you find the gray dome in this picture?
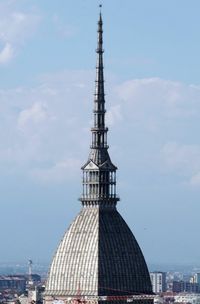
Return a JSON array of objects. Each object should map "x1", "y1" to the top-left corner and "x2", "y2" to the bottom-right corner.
[{"x1": 45, "y1": 206, "x2": 152, "y2": 297}]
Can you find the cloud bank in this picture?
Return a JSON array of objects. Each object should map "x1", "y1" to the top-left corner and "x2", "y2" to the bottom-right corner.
[{"x1": 0, "y1": 72, "x2": 200, "y2": 187}]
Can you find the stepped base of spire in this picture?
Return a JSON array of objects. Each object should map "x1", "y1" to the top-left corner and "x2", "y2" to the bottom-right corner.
[{"x1": 79, "y1": 196, "x2": 120, "y2": 208}]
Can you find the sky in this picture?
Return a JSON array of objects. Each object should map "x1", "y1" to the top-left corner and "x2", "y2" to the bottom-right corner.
[{"x1": 1, "y1": 0, "x2": 200, "y2": 267}]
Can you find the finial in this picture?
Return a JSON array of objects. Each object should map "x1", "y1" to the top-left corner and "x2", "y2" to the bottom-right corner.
[{"x1": 99, "y1": 4, "x2": 102, "y2": 16}]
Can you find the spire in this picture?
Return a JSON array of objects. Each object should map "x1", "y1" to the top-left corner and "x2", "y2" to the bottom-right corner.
[
  {"x1": 91, "y1": 9, "x2": 107, "y2": 149},
  {"x1": 95, "y1": 9, "x2": 104, "y2": 107},
  {"x1": 80, "y1": 8, "x2": 119, "y2": 208}
]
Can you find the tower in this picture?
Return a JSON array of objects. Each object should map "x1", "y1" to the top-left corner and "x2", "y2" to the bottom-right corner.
[
  {"x1": 80, "y1": 10, "x2": 118, "y2": 209},
  {"x1": 28, "y1": 259, "x2": 33, "y2": 285},
  {"x1": 150, "y1": 272, "x2": 166, "y2": 293},
  {"x1": 44, "y1": 9, "x2": 153, "y2": 304}
]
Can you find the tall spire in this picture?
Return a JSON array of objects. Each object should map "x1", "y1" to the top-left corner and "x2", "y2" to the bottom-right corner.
[
  {"x1": 92, "y1": 9, "x2": 107, "y2": 149},
  {"x1": 80, "y1": 8, "x2": 119, "y2": 208},
  {"x1": 95, "y1": 10, "x2": 104, "y2": 110}
]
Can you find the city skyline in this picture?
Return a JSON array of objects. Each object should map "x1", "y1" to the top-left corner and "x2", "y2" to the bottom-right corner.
[{"x1": 1, "y1": 0, "x2": 200, "y2": 265}]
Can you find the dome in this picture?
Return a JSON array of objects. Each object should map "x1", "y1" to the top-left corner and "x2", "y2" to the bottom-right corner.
[{"x1": 45, "y1": 206, "x2": 152, "y2": 297}]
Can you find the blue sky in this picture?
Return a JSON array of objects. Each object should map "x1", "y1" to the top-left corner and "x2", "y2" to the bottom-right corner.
[{"x1": 1, "y1": 0, "x2": 200, "y2": 266}]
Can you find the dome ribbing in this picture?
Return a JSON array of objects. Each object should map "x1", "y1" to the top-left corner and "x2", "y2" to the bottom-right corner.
[{"x1": 45, "y1": 207, "x2": 152, "y2": 297}]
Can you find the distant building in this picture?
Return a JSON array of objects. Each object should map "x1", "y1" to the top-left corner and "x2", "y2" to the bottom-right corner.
[
  {"x1": 193, "y1": 273, "x2": 200, "y2": 285},
  {"x1": 29, "y1": 274, "x2": 41, "y2": 283},
  {"x1": 27, "y1": 274, "x2": 41, "y2": 288},
  {"x1": 174, "y1": 293, "x2": 200, "y2": 304},
  {"x1": 28, "y1": 285, "x2": 45, "y2": 304},
  {"x1": 0, "y1": 275, "x2": 26, "y2": 293},
  {"x1": 150, "y1": 272, "x2": 166, "y2": 293},
  {"x1": 154, "y1": 295, "x2": 164, "y2": 304},
  {"x1": 173, "y1": 281, "x2": 199, "y2": 293},
  {"x1": 173, "y1": 281, "x2": 185, "y2": 293},
  {"x1": 19, "y1": 294, "x2": 29, "y2": 304},
  {"x1": 0, "y1": 274, "x2": 41, "y2": 295}
]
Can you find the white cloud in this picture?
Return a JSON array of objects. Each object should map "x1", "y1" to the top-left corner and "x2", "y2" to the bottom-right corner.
[
  {"x1": 0, "y1": 43, "x2": 14, "y2": 64},
  {"x1": 18, "y1": 103, "x2": 48, "y2": 129},
  {"x1": 190, "y1": 172, "x2": 200, "y2": 187},
  {"x1": 0, "y1": 9, "x2": 40, "y2": 44},
  {"x1": 0, "y1": 70, "x2": 93, "y2": 178},
  {"x1": 112, "y1": 78, "x2": 200, "y2": 187},
  {"x1": 31, "y1": 158, "x2": 81, "y2": 184},
  {"x1": 161, "y1": 142, "x2": 200, "y2": 177},
  {"x1": 53, "y1": 14, "x2": 77, "y2": 38},
  {"x1": 106, "y1": 104, "x2": 122, "y2": 126},
  {"x1": 0, "y1": 1, "x2": 40, "y2": 64},
  {"x1": 115, "y1": 77, "x2": 200, "y2": 120}
]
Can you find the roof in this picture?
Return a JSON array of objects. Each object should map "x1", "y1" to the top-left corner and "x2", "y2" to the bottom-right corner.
[{"x1": 45, "y1": 206, "x2": 152, "y2": 297}]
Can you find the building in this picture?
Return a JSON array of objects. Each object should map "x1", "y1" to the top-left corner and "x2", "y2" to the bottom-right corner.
[
  {"x1": 172, "y1": 281, "x2": 199, "y2": 293},
  {"x1": 193, "y1": 273, "x2": 200, "y2": 285},
  {"x1": 28, "y1": 285, "x2": 45, "y2": 304},
  {"x1": 150, "y1": 272, "x2": 166, "y2": 293},
  {"x1": 16, "y1": 280, "x2": 44, "y2": 304},
  {"x1": 0, "y1": 274, "x2": 41, "y2": 304},
  {"x1": 0, "y1": 275, "x2": 26, "y2": 293},
  {"x1": 174, "y1": 294, "x2": 200, "y2": 304},
  {"x1": 44, "y1": 8, "x2": 153, "y2": 304}
]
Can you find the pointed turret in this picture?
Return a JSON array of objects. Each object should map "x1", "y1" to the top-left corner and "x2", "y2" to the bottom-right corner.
[
  {"x1": 95, "y1": 11, "x2": 104, "y2": 105},
  {"x1": 80, "y1": 9, "x2": 119, "y2": 207},
  {"x1": 92, "y1": 10, "x2": 107, "y2": 150}
]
